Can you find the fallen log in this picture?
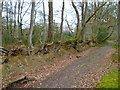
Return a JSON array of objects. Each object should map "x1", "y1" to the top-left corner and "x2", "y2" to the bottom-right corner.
[
  {"x1": 2, "y1": 76, "x2": 27, "y2": 89},
  {"x1": 2, "y1": 76, "x2": 36, "y2": 89},
  {"x1": 0, "y1": 47, "x2": 9, "y2": 55}
]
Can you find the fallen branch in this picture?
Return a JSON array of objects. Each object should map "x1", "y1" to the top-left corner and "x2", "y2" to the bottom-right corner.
[
  {"x1": 2, "y1": 76, "x2": 27, "y2": 89},
  {"x1": 0, "y1": 47, "x2": 9, "y2": 55},
  {"x1": 35, "y1": 42, "x2": 54, "y2": 55},
  {"x1": 2, "y1": 76, "x2": 35, "y2": 89}
]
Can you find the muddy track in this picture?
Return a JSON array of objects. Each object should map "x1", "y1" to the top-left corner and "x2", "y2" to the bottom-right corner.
[{"x1": 30, "y1": 46, "x2": 115, "y2": 88}]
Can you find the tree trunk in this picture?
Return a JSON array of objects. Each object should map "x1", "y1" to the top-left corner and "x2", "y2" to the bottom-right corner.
[
  {"x1": 48, "y1": 0, "x2": 53, "y2": 42},
  {"x1": 60, "y1": 0, "x2": 65, "y2": 41},
  {"x1": 6, "y1": 2, "x2": 9, "y2": 42},
  {"x1": 10, "y1": 0, "x2": 13, "y2": 38},
  {"x1": 91, "y1": 1, "x2": 97, "y2": 41},
  {"x1": 71, "y1": 0, "x2": 80, "y2": 39},
  {"x1": 0, "y1": 1, "x2": 3, "y2": 45},
  {"x1": 65, "y1": 18, "x2": 73, "y2": 34},
  {"x1": 80, "y1": 1, "x2": 85, "y2": 42},
  {"x1": 43, "y1": 0, "x2": 47, "y2": 43},
  {"x1": 17, "y1": 0, "x2": 21, "y2": 39},
  {"x1": 28, "y1": 0, "x2": 35, "y2": 52},
  {"x1": 118, "y1": 1, "x2": 120, "y2": 47},
  {"x1": 20, "y1": 0, "x2": 24, "y2": 38},
  {"x1": 14, "y1": 2, "x2": 17, "y2": 38}
]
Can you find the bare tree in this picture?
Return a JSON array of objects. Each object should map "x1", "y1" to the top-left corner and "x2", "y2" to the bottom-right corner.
[
  {"x1": 0, "y1": 1, "x2": 3, "y2": 29},
  {"x1": 14, "y1": 2, "x2": 17, "y2": 38},
  {"x1": 118, "y1": 1, "x2": 120, "y2": 44},
  {"x1": 48, "y1": 0, "x2": 53, "y2": 42},
  {"x1": 0, "y1": 1, "x2": 3, "y2": 45},
  {"x1": 5, "y1": 2, "x2": 9, "y2": 41},
  {"x1": 17, "y1": 0, "x2": 21, "y2": 39},
  {"x1": 9, "y1": 0, "x2": 13, "y2": 37},
  {"x1": 71, "y1": 0, "x2": 80, "y2": 39},
  {"x1": 78, "y1": 2, "x2": 107, "y2": 42},
  {"x1": 60, "y1": 0, "x2": 65, "y2": 41},
  {"x1": 43, "y1": 0, "x2": 47, "y2": 43},
  {"x1": 20, "y1": 0, "x2": 24, "y2": 37},
  {"x1": 80, "y1": 0, "x2": 88, "y2": 42},
  {"x1": 28, "y1": 0, "x2": 35, "y2": 53}
]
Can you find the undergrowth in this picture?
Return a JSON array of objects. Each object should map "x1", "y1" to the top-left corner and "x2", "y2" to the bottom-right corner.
[{"x1": 96, "y1": 68, "x2": 119, "y2": 88}]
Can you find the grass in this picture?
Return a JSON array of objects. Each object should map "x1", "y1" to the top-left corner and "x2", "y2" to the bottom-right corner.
[
  {"x1": 88, "y1": 58, "x2": 94, "y2": 62},
  {"x1": 81, "y1": 63, "x2": 88, "y2": 67},
  {"x1": 96, "y1": 45, "x2": 119, "y2": 88},
  {"x1": 96, "y1": 68, "x2": 119, "y2": 88},
  {"x1": 88, "y1": 55, "x2": 98, "y2": 62}
]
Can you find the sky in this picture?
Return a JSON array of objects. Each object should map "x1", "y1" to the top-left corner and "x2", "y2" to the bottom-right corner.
[
  {"x1": 2, "y1": 0, "x2": 118, "y2": 30},
  {"x1": 22, "y1": 0, "x2": 77, "y2": 29}
]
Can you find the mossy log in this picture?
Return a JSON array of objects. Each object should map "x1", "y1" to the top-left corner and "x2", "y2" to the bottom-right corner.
[{"x1": 2, "y1": 76, "x2": 28, "y2": 89}]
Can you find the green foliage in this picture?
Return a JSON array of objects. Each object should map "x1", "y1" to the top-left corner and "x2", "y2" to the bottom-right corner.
[
  {"x1": 112, "y1": 43, "x2": 120, "y2": 49},
  {"x1": 62, "y1": 31, "x2": 75, "y2": 42},
  {"x1": 2, "y1": 30, "x2": 16, "y2": 44},
  {"x1": 3, "y1": 79, "x2": 17, "y2": 88},
  {"x1": 32, "y1": 25, "x2": 43, "y2": 45},
  {"x1": 54, "y1": 26, "x2": 59, "y2": 42},
  {"x1": 96, "y1": 68, "x2": 119, "y2": 88},
  {"x1": 97, "y1": 26, "x2": 109, "y2": 42}
]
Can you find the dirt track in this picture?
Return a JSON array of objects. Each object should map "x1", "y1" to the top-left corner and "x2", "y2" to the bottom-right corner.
[{"x1": 29, "y1": 46, "x2": 115, "y2": 88}]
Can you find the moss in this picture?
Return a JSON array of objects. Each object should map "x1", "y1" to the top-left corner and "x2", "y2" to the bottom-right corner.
[
  {"x1": 81, "y1": 63, "x2": 88, "y2": 67},
  {"x1": 96, "y1": 68, "x2": 119, "y2": 88},
  {"x1": 3, "y1": 79, "x2": 17, "y2": 88},
  {"x1": 88, "y1": 57, "x2": 94, "y2": 62}
]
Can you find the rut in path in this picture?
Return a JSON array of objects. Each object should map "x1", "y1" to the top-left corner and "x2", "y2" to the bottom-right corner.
[{"x1": 31, "y1": 46, "x2": 114, "y2": 88}]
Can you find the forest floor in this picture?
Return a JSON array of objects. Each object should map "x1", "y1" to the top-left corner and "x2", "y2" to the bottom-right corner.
[{"x1": 2, "y1": 43, "x2": 118, "y2": 88}]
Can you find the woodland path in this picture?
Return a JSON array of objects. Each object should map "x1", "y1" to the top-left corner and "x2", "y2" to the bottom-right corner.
[{"x1": 31, "y1": 45, "x2": 115, "y2": 88}]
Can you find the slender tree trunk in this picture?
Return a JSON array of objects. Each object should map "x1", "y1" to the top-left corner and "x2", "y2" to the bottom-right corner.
[
  {"x1": 0, "y1": 1, "x2": 3, "y2": 45},
  {"x1": 118, "y1": 1, "x2": 120, "y2": 61},
  {"x1": 48, "y1": 0, "x2": 53, "y2": 42},
  {"x1": 6, "y1": 2, "x2": 9, "y2": 42},
  {"x1": 71, "y1": 0, "x2": 80, "y2": 39},
  {"x1": 65, "y1": 18, "x2": 73, "y2": 34},
  {"x1": 60, "y1": 0, "x2": 65, "y2": 41},
  {"x1": 80, "y1": 1, "x2": 85, "y2": 42},
  {"x1": 20, "y1": 0, "x2": 24, "y2": 38},
  {"x1": 91, "y1": 1, "x2": 97, "y2": 41},
  {"x1": 43, "y1": 0, "x2": 47, "y2": 43},
  {"x1": 10, "y1": 0, "x2": 13, "y2": 38},
  {"x1": 28, "y1": 0, "x2": 35, "y2": 49},
  {"x1": 0, "y1": 2, "x2": 2, "y2": 83},
  {"x1": 118, "y1": 1, "x2": 120, "y2": 43},
  {"x1": 80, "y1": 0, "x2": 88, "y2": 42},
  {"x1": 14, "y1": 2, "x2": 17, "y2": 38},
  {"x1": 18, "y1": 0, "x2": 21, "y2": 39}
]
